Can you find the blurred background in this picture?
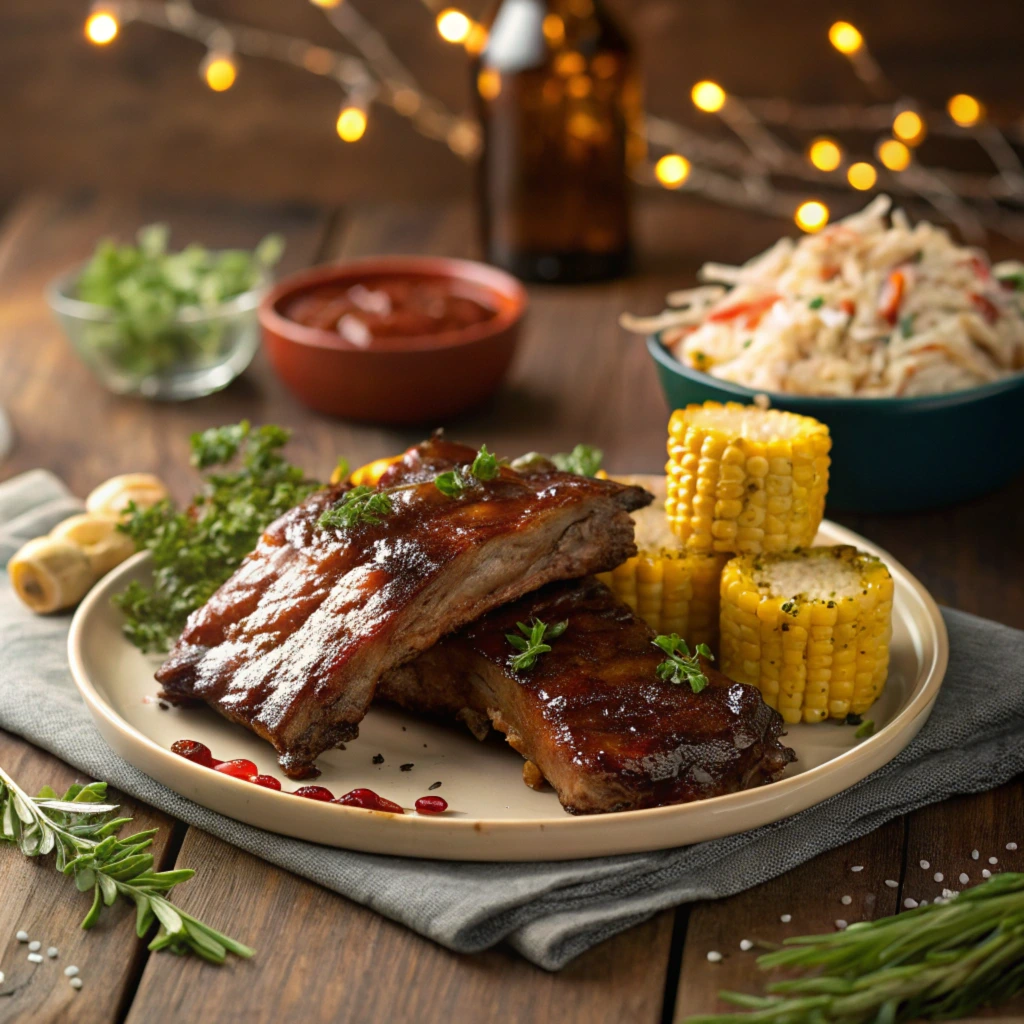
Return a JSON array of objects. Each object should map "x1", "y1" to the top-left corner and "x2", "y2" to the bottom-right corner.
[{"x1": 5, "y1": 0, "x2": 1021, "y2": 209}]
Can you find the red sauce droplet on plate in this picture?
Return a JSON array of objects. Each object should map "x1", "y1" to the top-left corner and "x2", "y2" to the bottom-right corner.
[
  {"x1": 214, "y1": 758, "x2": 258, "y2": 780},
  {"x1": 293, "y1": 785, "x2": 335, "y2": 801},
  {"x1": 334, "y1": 788, "x2": 404, "y2": 814},
  {"x1": 251, "y1": 774, "x2": 282, "y2": 791},
  {"x1": 170, "y1": 739, "x2": 218, "y2": 768},
  {"x1": 414, "y1": 795, "x2": 448, "y2": 815}
]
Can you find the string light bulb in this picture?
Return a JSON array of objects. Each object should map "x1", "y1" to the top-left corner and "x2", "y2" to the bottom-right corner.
[
  {"x1": 795, "y1": 200, "x2": 829, "y2": 233},
  {"x1": 847, "y1": 162, "x2": 877, "y2": 191},
  {"x1": 202, "y1": 52, "x2": 238, "y2": 92},
  {"x1": 85, "y1": 9, "x2": 119, "y2": 45},
  {"x1": 691, "y1": 80, "x2": 726, "y2": 113},
  {"x1": 828, "y1": 21, "x2": 863, "y2": 55},
  {"x1": 877, "y1": 138, "x2": 911, "y2": 172},
  {"x1": 808, "y1": 137, "x2": 842, "y2": 172},
  {"x1": 947, "y1": 93, "x2": 983, "y2": 127},
  {"x1": 655, "y1": 154, "x2": 691, "y2": 189},
  {"x1": 436, "y1": 9, "x2": 472, "y2": 44},
  {"x1": 336, "y1": 104, "x2": 367, "y2": 142},
  {"x1": 892, "y1": 109, "x2": 926, "y2": 145}
]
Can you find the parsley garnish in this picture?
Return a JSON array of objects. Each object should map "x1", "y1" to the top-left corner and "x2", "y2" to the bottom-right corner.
[
  {"x1": 115, "y1": 422, "x2": 319, "y2": 653},
  {"x1": 550, "y1": 444, "x2": 603, "y2": 478},
  {"x1": 505, "y1": 618, "x2": 568, "y2": 672},
  {"x1": 899, "y1": 313, "x2": 916, "y2": 338},
  {"x1": 808, "y1": 295, "x2": 825, "y2": 310},
  {"x1": 854, "y1": 718, "x2": 876, "y2": 739},
  {"x1": 998, "y1": 272, "x2": 1024, "y2": 291},
  {"x1": 434, "y1": 444, "x2": 502, "y2": 498},
  {"x1": 318, "y1": 486, "x2": 393, "y2": 531},
  {"x1": 653, "y1": 634, "x2": 712, "y2": 693}
]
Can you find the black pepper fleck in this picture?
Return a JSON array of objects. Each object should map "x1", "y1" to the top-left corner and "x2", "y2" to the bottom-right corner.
[
  {"x1": 400, "y1": 763, "x2": 414, "y2": 772},
  {"x1": 372, "y1": 754, "x2": 384, "y2": 765},
  {"x1": 428, "y1": 781, "x2": 442, "y2": 791}
]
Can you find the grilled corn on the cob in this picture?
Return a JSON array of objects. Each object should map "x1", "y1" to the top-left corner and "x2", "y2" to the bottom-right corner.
[
  {"x1": 666, "y1": 402, "x2": 831, "y2": 555},
  {"x1": 598, "y1": 475, "x2": 727, "y2": 649},
  {"x1": 719, "y1": 545, "x2": 893, "y2": 724}
]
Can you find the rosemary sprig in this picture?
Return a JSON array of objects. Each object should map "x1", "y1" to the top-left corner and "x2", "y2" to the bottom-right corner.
[
  {"x1": 318, "y1": 485, "x2": 393, "y2": 530},
  {"x1": 0, "y1": 766, "x2": 253, "y2": 964},
  {"x1": 687, "y1": 873, "x2": 1024, "y2": 1024},
  {"x1": 653, "y1": 634, "x2": 712, "y2": 693},
  {"x1": 435, "y1": 444, "x2": 501, "y2": 498},
  {"x1": 505, "y1": 618, "x2": 568, "y2": 672}
]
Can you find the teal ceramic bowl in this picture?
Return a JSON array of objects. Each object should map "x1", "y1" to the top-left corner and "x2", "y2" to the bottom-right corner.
[{"x1": 647, "y1": 332, "x2": 1024, "y2": 512}]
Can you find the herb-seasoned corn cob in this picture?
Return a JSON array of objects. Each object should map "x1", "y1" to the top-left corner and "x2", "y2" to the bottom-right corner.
[
  {"x1": 598, "y1": 476, "x2": 727, "y2": 649},
  {"x1": 719, "y1": 545, "x2": 894, "y2": 724},
  {"x1": 666, "y1": 402, "x2": 831, "y2": 555}
]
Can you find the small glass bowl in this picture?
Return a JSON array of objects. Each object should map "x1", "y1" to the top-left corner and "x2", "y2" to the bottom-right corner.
[{"x1": 46, "y1": 267, "x2": 266, "y2": 401}]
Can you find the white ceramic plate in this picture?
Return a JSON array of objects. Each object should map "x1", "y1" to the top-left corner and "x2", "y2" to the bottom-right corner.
[{"x1": 68, "y1": 507, "x2": 947, "y2": 862}]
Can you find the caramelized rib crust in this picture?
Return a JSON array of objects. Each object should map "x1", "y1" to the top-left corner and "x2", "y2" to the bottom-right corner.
[
  {"x1": 156, "y1": 438, "x2": 652, "y2": 777},
  {"x1": 379, "y1": 578, "x2": 796, "y2": 813}
]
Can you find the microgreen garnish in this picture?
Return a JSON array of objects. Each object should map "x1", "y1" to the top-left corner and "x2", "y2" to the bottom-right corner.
[
  {"x1": 115, "y1": 422, "x2": 319, "y2": 652},
  {"x1": 808, "y1": 295, "x2": 825, "y2": 310},
  {"x1": 318, "y1": 485, "x2": 393, "y2": 531},
  {"x1": 551, "y1": 444, "x2": 604, "y2": 477},
  {"x1": 688, "y1": 872, "x2": 1024, "y2": 1024},
  {"x1": 434, "y1": 444, "x2": 502, "y2": 498},
  {"x1": 505, "y1": 618, "x2": 568, "y2": 672},
  {"x1": 0, "y1": 766, "x2": 253, "y2": 964},
  {"x1": 653, "y1": 634, "x2": 712, "y2": 693},
  {"x1": 854, "y1": 718, "x2": 875, "y2": 739},
  {"x1": 899, "y1": 313, "x2": 916, "y2": 338}
]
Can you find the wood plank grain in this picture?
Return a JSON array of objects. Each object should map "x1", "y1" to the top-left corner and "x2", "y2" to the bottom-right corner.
[
  {"x1": 0, "y1": 730, "x2": 180, "y2": 1024},
  {"x1": 125, "y1": 829, "x2": 674, "y2": 1024}
]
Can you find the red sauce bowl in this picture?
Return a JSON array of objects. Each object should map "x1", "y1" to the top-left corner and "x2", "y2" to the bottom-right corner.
[{"x1": 259, "y1": 257, "x2": 527, "y2": 424}]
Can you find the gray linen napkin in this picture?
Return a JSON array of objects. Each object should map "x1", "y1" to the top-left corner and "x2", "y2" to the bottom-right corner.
[{"x1": 1, "y1": 470, "x2": 1023, "y2": 970}]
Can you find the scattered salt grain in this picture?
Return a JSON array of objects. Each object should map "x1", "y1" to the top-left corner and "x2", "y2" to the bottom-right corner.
[
  {"x1": 0, "y1": 970, "x2": 5, "y2": 984},
  {"x1": 904, "y1": 898, "x2": 918, "y2": 908},
  {"x1": 850, "y1": 865, "x2": 864, "y2": 872},
  {"x1": 27, "y1": 953, "x2": 43, "y2": 964},
  {"x1": 972, "y1": 849, "x2": 980, "y2": 860},
  {"x1": 942, "y1": 888, "x2": 957, "y2": 899},
  {"x1": 15, "y1": 931, "x2": 28, "y2": 942},
  {"x1": 918, "y1": 899, "x2": 928, "y2": 906},
  {"x1": 835, "y1": 919, "x2": 848, "y2": 930},
  {"x1": 27, "y1": 941, "x2": 40, "y2": 952},
  {"x1": 841, "y1": 895, "x2": 852, "y2": 905},
  {"x1": 706, "y1": 951, "x2": 723, "y2": 963},
  {"x1": 64, "y1": 966, "x2": 79, "y2": 978},
  {"x1": 70, "y1": 977, "x2": 83, "y2": 990},
  {"x1": 884, "y1": 879, "x2": 898, "y2": 888},
  {"x1": 959, "y1": 873, "x2": 969, "y2": 884},
  {"x1": 47, "y1": 947, "x2": 58, "y2": 959},
  {"x1": 919, "y1": 860, "x2": 930, "y2": 870},
  {"x1": 1008, "y1": 842, "x2": 1018, "y2": 851},
  {"x1": 934, "y1": 872, "x2": 944, "y2": 882},
  {"x1": 739, "y1": 939, "x2": 754, "y2": 952},
  {"x1": 982, "y1": 869, "x2": 992, "y2": 878},
  {"x1": 989, "y1": 857, "x2": 998, "y2": 865},
  {"x1": 780, "y1": 914, "x2": 792, "y2": 923}
]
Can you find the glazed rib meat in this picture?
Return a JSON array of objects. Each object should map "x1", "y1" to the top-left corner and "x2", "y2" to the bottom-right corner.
[
  {"x1": 379, "y1": 577, "x2": 795, "y2": 813},
  {"x1": 156, "y1": 438, "x2": 652, "y2": 777}
]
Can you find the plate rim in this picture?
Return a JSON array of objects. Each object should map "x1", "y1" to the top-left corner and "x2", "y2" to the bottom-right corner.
[{"x1": 67, "y1": 518, "x2": 949, "y2": 857}]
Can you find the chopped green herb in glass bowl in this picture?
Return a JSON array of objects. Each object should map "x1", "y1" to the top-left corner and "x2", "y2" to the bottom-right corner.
[{"x1": 47, "y1": 224, "x2": 284, "y2": 400}]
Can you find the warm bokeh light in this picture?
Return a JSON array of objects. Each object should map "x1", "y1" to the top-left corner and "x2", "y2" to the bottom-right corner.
[
  {"x1": 567, "y1": 75, "x2": 592, "y2": 98},
  {"x1": 795, "y1": 200, "x2": 829, "y2": 233},
  {"x1": 464, "y1": 23, "x2": 488, "y2": 54},
  {"x1": 892, "y1": 110, "x2": 926, "y2": 145},
  {"x1": 828, "y1": 21, "x2": 863, "y2": 55},
  {"x1": 309, "y1": 0, "x2": 344, "y2": 7},
  {"x1": 203, "y1": 55, "x2": 237, "y2": 92},
  {"x1": 655, "y1": 154, "x2": 691, "y2": 189},
  {"x1": 436, "y1": 9, "x2": 471, "y2": 44},
  {"x1": 877, "y1": 138, "x2": 911, "y2": 172},
  {"x1": 691, "y1": 80, "x2": 726, "y2": 113},
  {"x1": 477, "y1": 69, "x2": 500, "y2": 101},
  {"x1": 336, "y1": 105, "x2": 367, "y2": 142},
  {"x1": 392, "y1": 88, "x2": 421, "y2": 116},
  {"x1": 808, "y1": 137, "x2": 842, "y2": 172},
  {"x1": 947, "y1": 93, "x2": 983, "y2": 127},
  {"x1": 542, "y1": 13, "x2": 565, "y2": 45},
  {"x1": 85, "y1": 11, "x2": 119, "y2": 45},
  {"x1": 847, "y1": 161, "x2": 878, "y2": 191}
]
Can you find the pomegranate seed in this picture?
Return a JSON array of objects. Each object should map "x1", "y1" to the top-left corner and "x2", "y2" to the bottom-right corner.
[
  {"x1": 415, "y1": 796, "x2": 448, "y2": 815},
  {"x1": 250, "y1": 775, "x2": 282, "y2": 791},
  {"x1": 335, "y1": 788, "x2": 404, "y2": 814},
  {"x1": 293, "y1": 785, "x2": 335, "y2": 801},
  {"x1": 214, "y1": 759, "x2": 259, "y2": 780},
  {"x1": 170, "y1": 739, "x2": 216, "y2": 768}
]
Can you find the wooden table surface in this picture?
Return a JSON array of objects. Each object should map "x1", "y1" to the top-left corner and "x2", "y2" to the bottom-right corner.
[{"x1": 0, "y1": 191, "x2": 1022, "y2": 1024}]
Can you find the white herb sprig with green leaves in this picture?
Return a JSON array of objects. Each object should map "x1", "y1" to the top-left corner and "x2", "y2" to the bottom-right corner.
[{"x1": 0, "y1": 766, "x2": 253, "y2": 964}]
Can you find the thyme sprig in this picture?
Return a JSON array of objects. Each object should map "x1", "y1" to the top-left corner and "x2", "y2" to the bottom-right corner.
[
  {"x1": 318, "y1": 485, "x2": 393, "y2": 530},
  {"x1": 0, "y1": 766, "x2": 253, "y2": 964},
  {"x1": 434, "y1": 444, "x2": 501, "y2": 498},
  {"x1": 687, "y1": 873, "x2": 1024, "y2": 1024},
  {"x1": 506, "y1": 618, "x2": 568, "y2": 672},
  {"x1": 653, "y1": 634, "x2": 712, "y2": 693}
]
